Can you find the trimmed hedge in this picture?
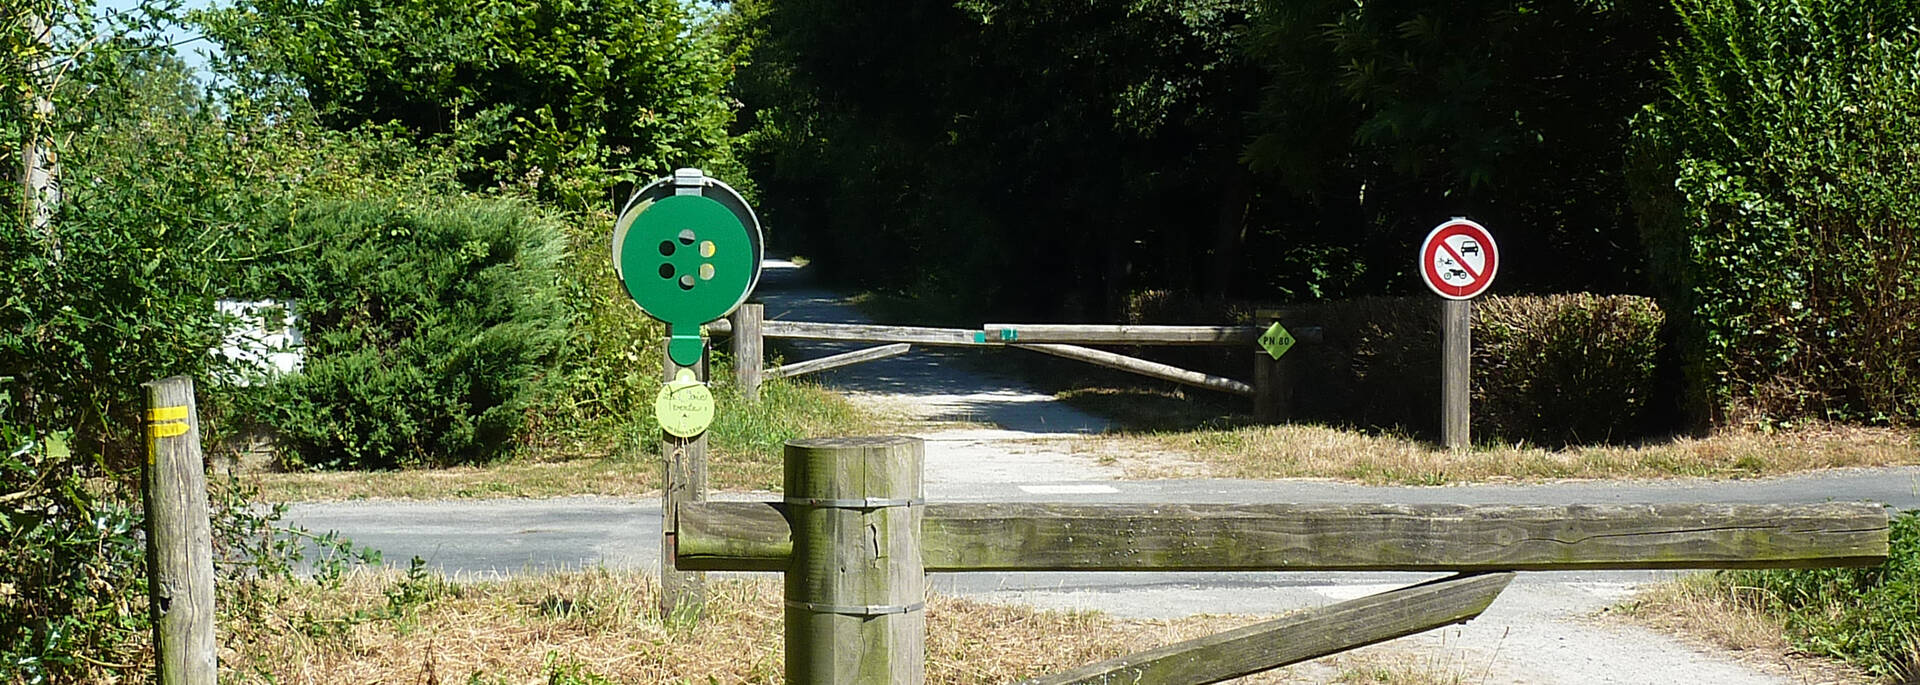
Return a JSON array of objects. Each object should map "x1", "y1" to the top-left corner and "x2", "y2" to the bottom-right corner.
[
  {"x1": 241, "y1": 197, "x2": 567, "y2": 469},
  {"x1": 1281, "y1": 294, "x2": 1667, "y2": 445}
]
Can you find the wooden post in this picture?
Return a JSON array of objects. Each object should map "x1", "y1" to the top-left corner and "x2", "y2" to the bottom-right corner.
[
  {"x1": 1441, "y1": 299, "x2": 1471, "y2": 449},
  {"x1": 786, "y1": 436, "x2": 925, "y2": 684},
  {"x1": 660, "y1": 341, "x2": 709, "y2": 620},
  {"x1": 142, "y1": 376, "x2": 216, "y2": 685},
  {"x1": 731, "y1": 303, "x2": 763, "y2": 401}
]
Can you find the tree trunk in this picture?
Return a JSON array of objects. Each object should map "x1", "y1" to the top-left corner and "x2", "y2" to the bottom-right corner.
[{"x1": 20, "y1": 9, "x2": 60, "y2": 255}]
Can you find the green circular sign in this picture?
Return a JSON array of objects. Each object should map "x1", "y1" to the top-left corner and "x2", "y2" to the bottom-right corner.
[
  {"x1": 619, "y1": 195, "x2": 756, "y2": 323},
  {"x1": 617, "y1": 194, "x2": 757, "y2": 365},
  {"x1": 655, "y1": 369, "x2": 715, "y2": 438}
]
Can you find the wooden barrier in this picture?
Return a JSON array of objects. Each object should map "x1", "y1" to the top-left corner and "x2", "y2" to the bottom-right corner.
[
  {"x1": 1014, "y1": 344, "x2": 1255, "y2": 397},
  {"x1": 143, "y1": 376, "x2": 217, "y2": 685},
  {"x1": 672, "y1": 435, "x2": 1891, "y2": 684},
  {"x1": 770, "y1": 344, "x2": 912, "y2": 380},
  {"x1": 675, "y1": 501, "x2": 1890, "y2": 572},
  {"x1": 984, "y1": 323, "x2": 1260, "y2": 345},
  {"x1": 1022, "y1": 572, "x2": 1514, "y2": 685},
  {"x1": 785, "y1": 436, "x2": 925, "y2": 684}
]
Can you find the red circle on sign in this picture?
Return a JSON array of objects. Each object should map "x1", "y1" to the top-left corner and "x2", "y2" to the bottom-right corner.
[{"x1": 1419, "y1": 219, "x2": 1498, "y2": 300}]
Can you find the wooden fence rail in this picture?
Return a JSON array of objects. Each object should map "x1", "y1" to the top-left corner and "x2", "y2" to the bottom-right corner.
[{"x1": 676, "y1": 501, "x2": 1889, "y2": 573}]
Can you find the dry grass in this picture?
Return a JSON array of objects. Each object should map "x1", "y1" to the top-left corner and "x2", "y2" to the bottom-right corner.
[
  {"x1": 211, "y1": 568, "x2": 1477, "y2": 684},
  {"x1": 1074, "y1": 422, "x2": 1920, "y2": 485},
  {"x1": 1615, "y1": 573, "x2": 1876, "y2": 684}
]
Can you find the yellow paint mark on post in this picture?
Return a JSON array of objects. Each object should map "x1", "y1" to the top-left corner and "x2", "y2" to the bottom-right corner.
[{"x1": 147, "y1": 406, "x2": 190, "y2": 422}]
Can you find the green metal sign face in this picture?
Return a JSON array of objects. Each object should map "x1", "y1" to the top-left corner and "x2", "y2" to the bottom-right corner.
[
  {"x1": 1258, "y1": 322, "x2": 1296, "y2": 360},
  {"x1": 618, "y1": 194, "x2": 756, "y2": 365}
]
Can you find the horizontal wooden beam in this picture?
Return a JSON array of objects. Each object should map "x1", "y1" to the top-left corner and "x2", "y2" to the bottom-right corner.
[
  {"x1": 1014, "y1": 343, "x2": 1256, "y2": 397},
  {"x1": 1022, "y1": 572, "x2": 1514, "y2": 685},
  {"x1": 675, "y1": 502, "x2": 1889, "y2": 573},
  {"x1": 984, "y1": 324, "x2": 1262, "y2": 346},
  {"x1": 768, "y1": 343, "x2": 912, "y2": 380}
]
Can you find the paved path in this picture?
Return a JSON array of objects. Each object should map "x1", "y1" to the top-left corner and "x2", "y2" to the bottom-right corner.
[{"x1": 287, "y1": 258, "x2": 1917, "y2": 683}]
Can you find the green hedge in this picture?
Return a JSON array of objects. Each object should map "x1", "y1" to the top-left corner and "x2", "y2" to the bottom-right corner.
[
  {"x1": 243, "y1": 197, "x2": 567, "y2": 469},
  {"x1": 1630, "y1": 0, "x2": 1920, "y2": 425},
  {"x1": 1283, "y1": 294, "x2": 1666, "y2": 445}
]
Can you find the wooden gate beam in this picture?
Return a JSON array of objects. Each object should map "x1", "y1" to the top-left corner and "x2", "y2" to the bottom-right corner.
[
  {"x1": 984, "y1": 324, "x2": 1261, "y2": 346},
  {"x1": 675, "y1": 501, "x2": 1889, "y2": 573},
  {"x1": 1021, "y1": 572, "x2": 1514, "y2": 685},
  {"x1": 1014, "y1": 344, "x2": 1256, "y2": 397},
  {"x1": 769, "y1": 343, "x2": 912, "y2": 380}
]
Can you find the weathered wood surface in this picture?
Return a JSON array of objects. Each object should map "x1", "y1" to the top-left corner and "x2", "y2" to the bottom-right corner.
[
  {"x1": 984, "y1": 323, "x2": 1261, "y2": 346},
  {"x1": 143, "y1": 376, "x2": 217, "y2": 685},
  {"x1": 731, "y1": 303, "x2": 763, "y2": 401},
  {"x1": 769, "y1": 343, "x2": 912, "y2": 380},
  {"x1": 1023, "y1": 572, "x2": 1514, "y2": 685},
  {"x1": 708, "y1": 319, "x2": 984, "y2": 346},
  {"x1": 1015, "y1": 344, "x2": 1256, "y2": 397},
  {"x1": 786, "y1": 436, "x2": 925, "y2": 685},
  {"x1": 1442, "y1": 299, "x2": 1471, "y2": 449},
  {"x1": 677, "y1": 501, "x2": 1889, "y2": 572},
  {"x1": 659, "y1": 343, "x2": 708, "y2": 619}
]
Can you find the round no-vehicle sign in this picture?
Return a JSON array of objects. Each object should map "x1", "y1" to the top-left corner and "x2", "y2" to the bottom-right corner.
[{"x1": 1419, "y1": 218, "x2": 1499, "y2": 300}]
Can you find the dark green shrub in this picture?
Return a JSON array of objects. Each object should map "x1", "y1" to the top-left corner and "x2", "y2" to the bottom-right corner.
[
  {"x1": 1283, "y1": 294, "x2": 1666, "y2": 444},
  {"x1": 245, "y1": 197, "x2": 567, "y2": 469},
  {"x1": 1475, "y1": 295, "x2": 1666, "y2": 444},
  {"x1": 1630, "y1": 0, "x2": 1920, "y2": 426},
  {"x1": 1723, "y1": 512, "x2": 1920, "y2": 680}
]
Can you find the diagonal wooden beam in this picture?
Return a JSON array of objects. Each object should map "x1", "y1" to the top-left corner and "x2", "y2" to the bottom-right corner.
[
  {"x1": 1020, "y1": 572, "x2": 1515, "y2": 685},
  {"x1": 1014, "y1": 343, "x2": 1256, "y2": 396},
  {"x1": 767, "y1": 343, "x2": 911, "y2": 380}
]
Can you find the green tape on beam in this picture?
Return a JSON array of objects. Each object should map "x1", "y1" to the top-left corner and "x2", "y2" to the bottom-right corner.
[
  {"x1": 973, "y1": 331, "x2": 987, "y2": 344},
  {"x1": 1000, "y1": 328, "x2": 1018, "y2": 341}
]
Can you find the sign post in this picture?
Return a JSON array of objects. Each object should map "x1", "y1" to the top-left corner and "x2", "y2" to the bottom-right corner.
[
  {"x1": 613, "y1": 168, "x2": 763, "y2": 619},
  {"x1": 1418, "y1": 218, "x2": 1498, "y2": 450}
]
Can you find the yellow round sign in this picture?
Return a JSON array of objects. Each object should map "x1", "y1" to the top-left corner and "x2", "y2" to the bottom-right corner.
[{"x1": 655, "y1": 369, "x2": 715, "y2": 438}]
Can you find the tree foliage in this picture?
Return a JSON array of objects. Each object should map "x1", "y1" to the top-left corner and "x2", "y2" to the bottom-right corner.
[
  {"x1": 735, "y1": 0, "x2": 1262, "y2": 319},
  {"x1": 199, "y1": 0, "x2": 741, "y2": 208},
  {"x1": 239, "y1": 197, "x2": 568, "y2": 469},
  {"x1": 1631, "y1": 0, "x2": 1920, "y2": 424},
  {"x1": 1241, "y1": 0, "x2": 1675, "y2": 295}
]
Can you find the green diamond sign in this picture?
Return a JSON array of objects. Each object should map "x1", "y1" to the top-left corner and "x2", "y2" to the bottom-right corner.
[{"x1": 1258, "y1": 322, "x2": 1296, "y2": 360}]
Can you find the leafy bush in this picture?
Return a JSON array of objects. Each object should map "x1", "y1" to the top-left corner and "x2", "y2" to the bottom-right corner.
[
  {"x1": 1475, "y1": 295, "x2": 1667, "y2": 444},
  {"x1": 1630, "y1": 0, "x2": 1920, "y2": 426},
  {"x1": 242, "y1": 197, "x2": 567, "y2": 469},
  {"x1": 1283, "y1": 295, "x2": 1666, "y2": 444},
  {"x1": 1722, "y1": 512, "x2": 1919, "y2": 680},
  {"x1": 0, "y1": 423, "x2": 150, "y2": 682}
]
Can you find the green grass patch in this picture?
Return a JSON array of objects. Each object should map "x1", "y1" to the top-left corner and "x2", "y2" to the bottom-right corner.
[
  {"x1": 1716, "y1": 512, "x2": 1919, "y2": 680},
  {"x1": 705, "y1": 374, "x2": 881, "y2": 490}
]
